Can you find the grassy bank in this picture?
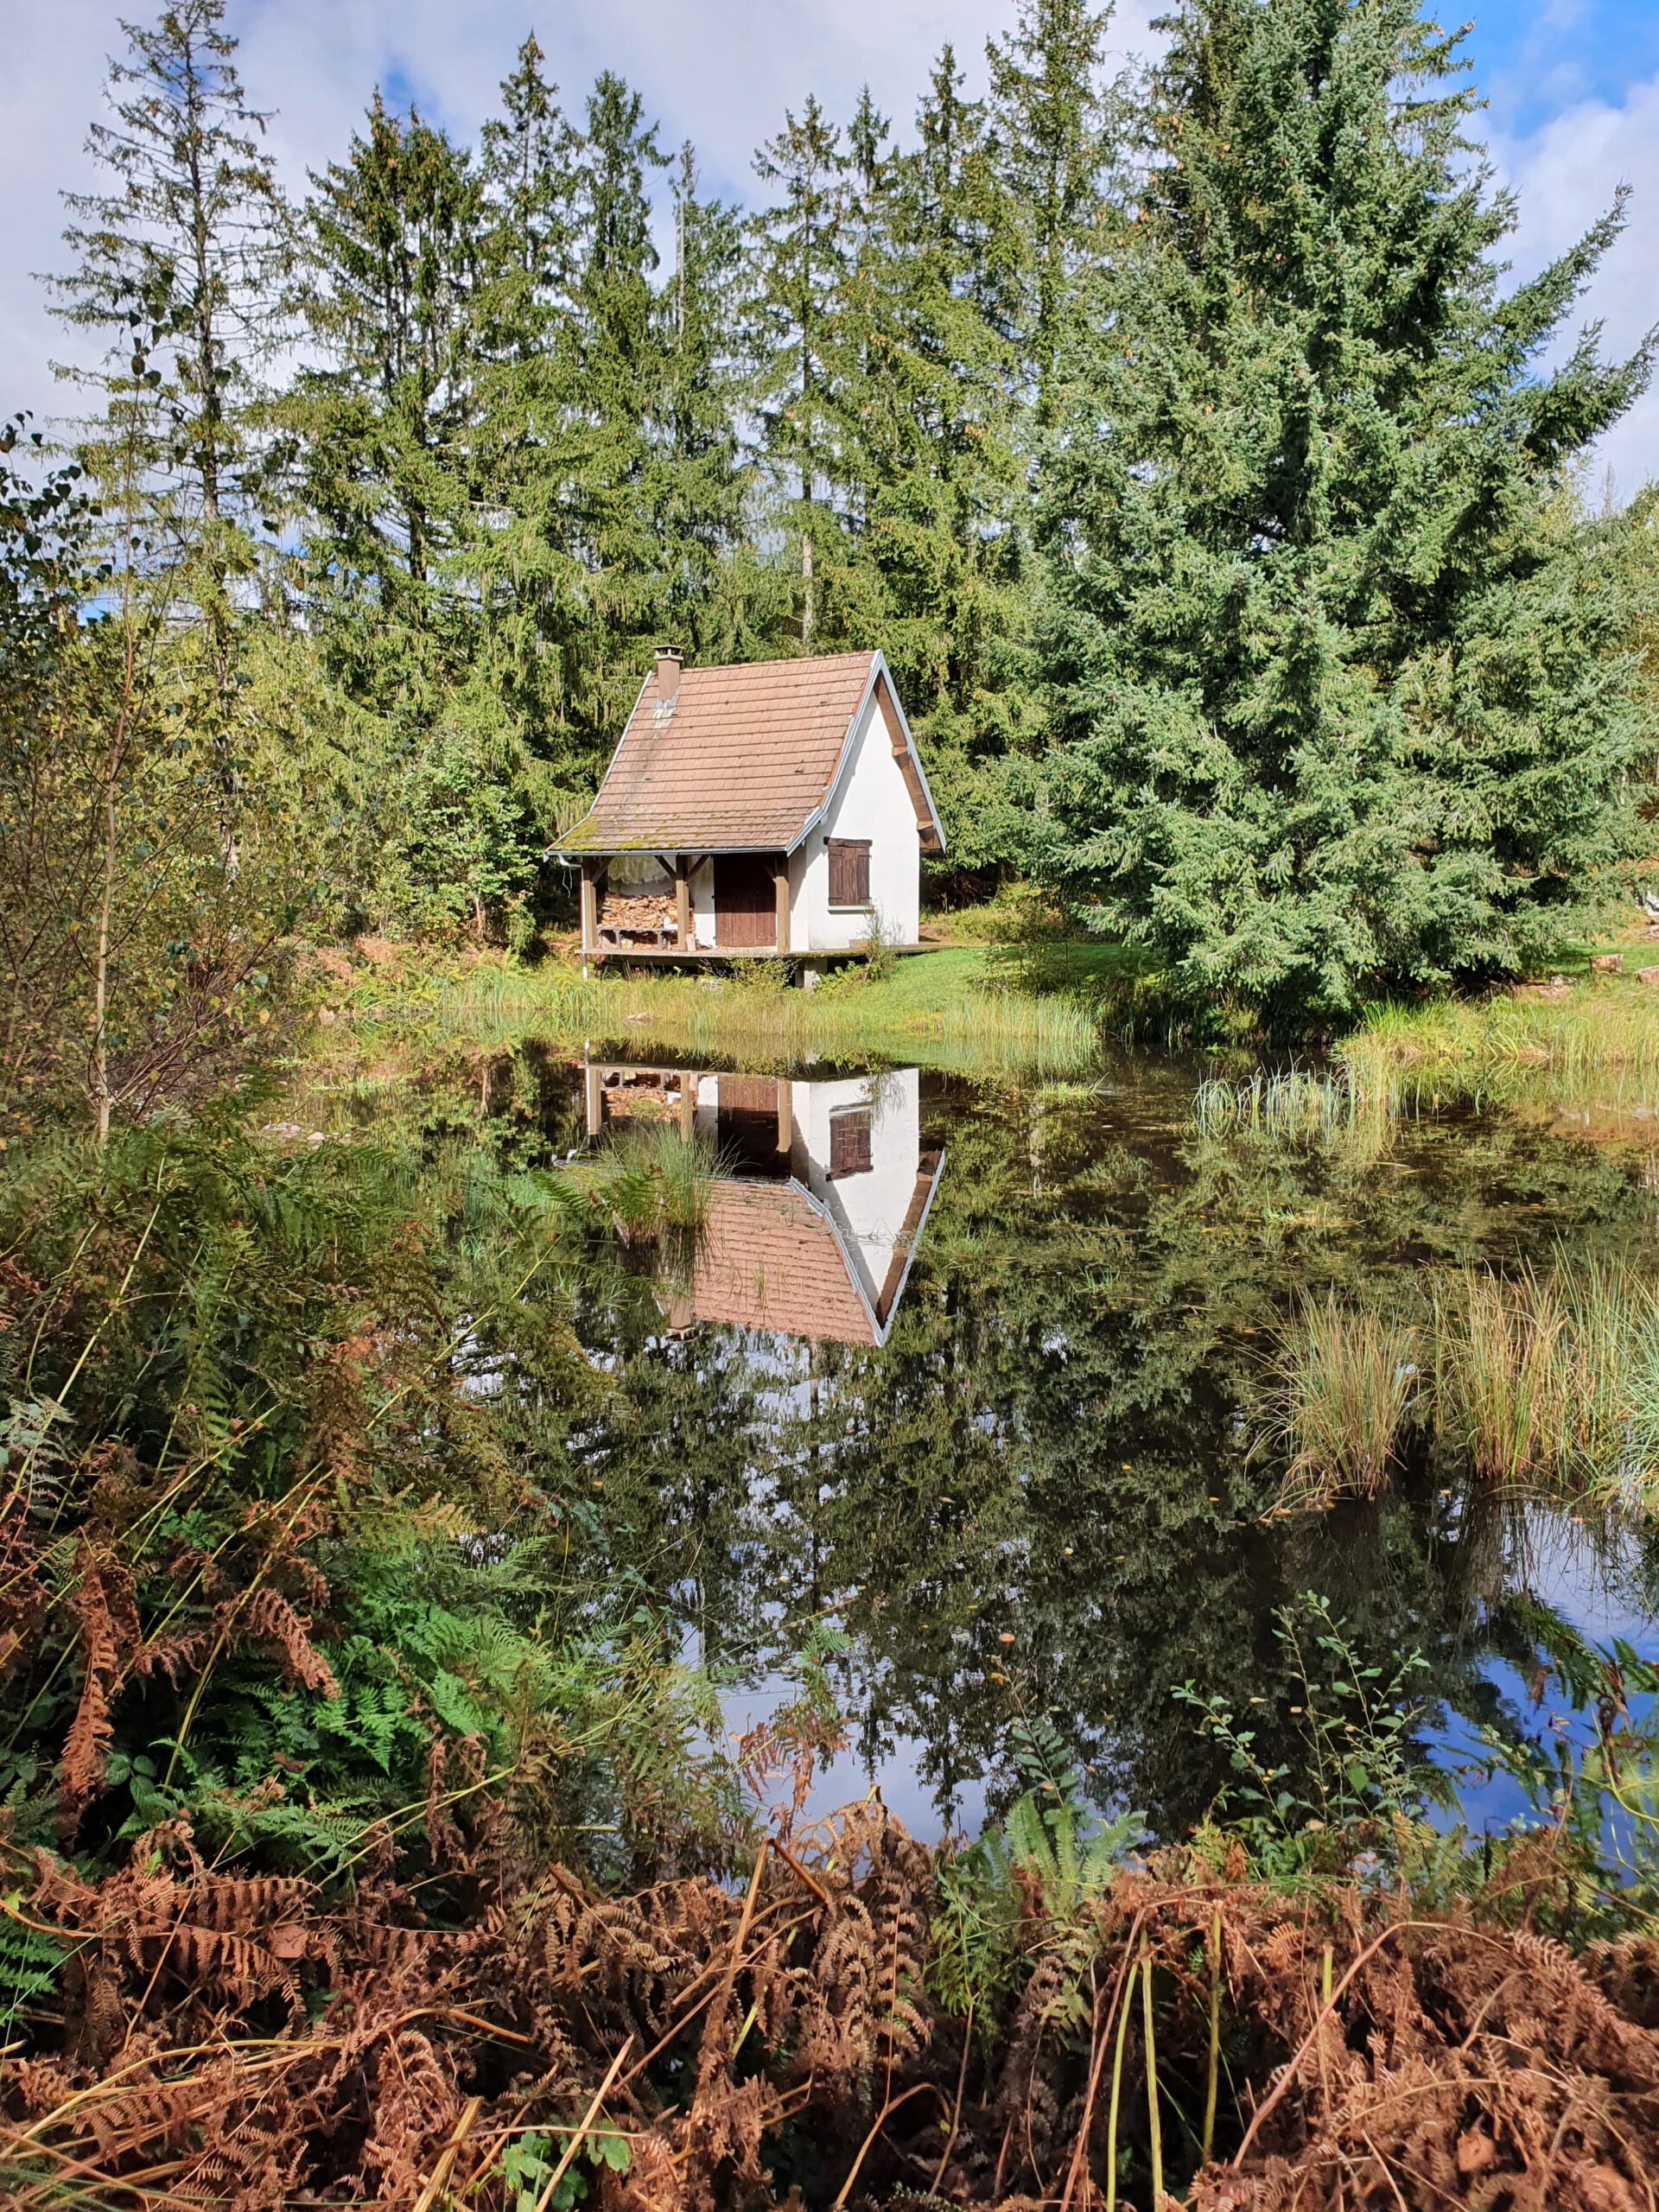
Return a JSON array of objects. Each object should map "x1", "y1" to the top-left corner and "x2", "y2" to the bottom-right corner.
[
  {"x1": 323, "y1": 940, "x2": 1104, "y2": 1077},
  {"x1": 1340, "y1": 972, "x2": 1659, "y2": 1112}
]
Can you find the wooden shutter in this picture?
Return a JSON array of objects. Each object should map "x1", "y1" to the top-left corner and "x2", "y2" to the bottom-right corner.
[
  {"x1": 829, "y1": 1107, "x2": 873, "y2": 1178},
  {"x1": 827, "y1": 839, "x2": 871, "y2": 906}
]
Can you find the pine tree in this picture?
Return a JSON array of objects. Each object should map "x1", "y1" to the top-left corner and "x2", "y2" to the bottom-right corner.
[
  {"x1": 986, "y1": 0, "x2": 1119, "y2": 430},
  {"x1": 749, "y1": 97, "x2": 855, "y2": 648},
  {"x1": 1033, "y1": 0, "x2": 1656, "y2": 1033},
  {"x1": 48, "y1": 0, "x2": 288, "y2": 684}
]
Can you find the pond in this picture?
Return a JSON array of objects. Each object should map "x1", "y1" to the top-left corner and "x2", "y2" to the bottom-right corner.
[{"x1": 464, "y1": 1041, "x2": 1659, "y2": 1847}]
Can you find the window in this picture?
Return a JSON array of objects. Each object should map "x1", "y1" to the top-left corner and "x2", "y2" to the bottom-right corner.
[
  {"x1": 827, "y1": 838, "x2": 871, "y2": 908},
  {"x1": 829, "y1": 1107, "x2": 873, "y2": 1178}
]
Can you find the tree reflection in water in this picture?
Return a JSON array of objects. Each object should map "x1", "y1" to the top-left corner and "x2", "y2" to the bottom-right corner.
[{"x1": 531, "y1": 1051, "x2": 1659, "y2": 1840}]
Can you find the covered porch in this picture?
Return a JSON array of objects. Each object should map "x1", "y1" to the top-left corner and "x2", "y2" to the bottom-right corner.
[{"x1": 577, "y1": 850, "x2": 791, "y2": 960}]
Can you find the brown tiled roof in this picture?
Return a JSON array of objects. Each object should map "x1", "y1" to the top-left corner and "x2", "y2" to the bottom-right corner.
[
  {"x1": 684, "y1": 1181, "x2": 875, "y2": 1346},
  {"x1": 555, "y1": 652, "x2": 932, "y2": 855}
]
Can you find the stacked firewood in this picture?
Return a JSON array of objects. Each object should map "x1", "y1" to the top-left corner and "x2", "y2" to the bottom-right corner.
[{"x1": 600, "y1": 892, "x2": 677, "y2": 931}]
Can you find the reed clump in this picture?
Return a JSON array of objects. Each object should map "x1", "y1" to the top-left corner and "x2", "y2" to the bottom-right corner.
[
  {"x1": 1194, "y1": 1068, "x2": 1364, "y2": 1141},
  {"x1": 1264, "y1": 1294, "x2": 1419, "y2": 1506},
  {"x1": 1433, "y1": 1262, "x2": 1659, "y2": 1497},
  {"x1": 1263, "y1": 1264, "x2": 1659, "y2": 1510},
  {"x1": 1340, "y1": 986, "x2": 1659, "y2": 1117}
]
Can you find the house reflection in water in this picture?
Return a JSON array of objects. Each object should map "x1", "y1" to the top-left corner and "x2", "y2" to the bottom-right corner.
[{"x1": 583, "y1": 1063, "x2": 944, "y2": 1347}]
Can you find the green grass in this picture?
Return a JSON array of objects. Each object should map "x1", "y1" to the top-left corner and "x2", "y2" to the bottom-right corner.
[
  {"x1": 1265, "y1": 1295, "x2": 1419, "y2": 1506},
  {"x1": 367, "y1": 944, "x2": 1103, "y2": 1077},
  {"x1": 1340, "y1": 978, "x2": 1659, "y2": 1112}
]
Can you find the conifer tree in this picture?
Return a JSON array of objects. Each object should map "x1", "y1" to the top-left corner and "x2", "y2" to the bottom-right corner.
[
  {"x1": 750, "y1": 97, "x2": 854, "y2": 648},
  {"x1": 986, "y1": 0, "x2": 1118, "y2": 429},
  {"x1": 1034, "y1": 0, "x2": 1656, "y2": 1032},
  {"x1": 652, "y1": 145, "x2": 757, "y2": 660},
  {"x1": 48, "y1": 0, "x2": 288, "y2": 685},
  {"x1": 863, "y1": 48, "x2": 1035, "y2": 870},
  {"x1": 557, "y1": 70, "x2": 671, "y2": 749},
  {"x1": 287, "y1": 95, "x2": 482, "y2": 709},
  {"x1": 478, "y1": 31, "x2": 574, "y2": 357}
]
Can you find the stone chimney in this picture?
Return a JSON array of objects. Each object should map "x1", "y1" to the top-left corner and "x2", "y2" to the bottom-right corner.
[{"x1": 654, "y1": 645, "x2": 683, "y2": 706}]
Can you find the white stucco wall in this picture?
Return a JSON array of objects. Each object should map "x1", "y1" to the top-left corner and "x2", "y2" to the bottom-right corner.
[
  {"x1": 794, "y1": 1069, "x2": 922, "y2": 1315},
  {"x1": 689, "y1": 856, "x2": 716, "y2": 948},
  {"x1": 788, "y1": 691, "x2": 922, "y2": 952}
]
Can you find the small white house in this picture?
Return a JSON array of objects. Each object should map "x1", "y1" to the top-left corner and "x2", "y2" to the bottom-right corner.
[{"x1": 554, "y1": 648, "x2": 944, "y2": 960}]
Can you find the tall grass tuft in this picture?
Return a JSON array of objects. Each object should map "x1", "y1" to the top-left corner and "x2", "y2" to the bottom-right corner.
[
  {"x1": 433, "y1": 950, "x2": 1101, "y2": 1077},
  {"x1": 1265, "y1": 1295, "x2": 1419, "y2": 1506},
  {"x1": 1192, "y1": 1069, "x2": 1395, "y2": 1148},
  {"x1": 1340, "y1": 988, "x2": 1659, "y2": 1119},
  {"x1": 1430, "y1": 1263, "x2": 1659, "y2": 1502},
  {"x1": 1433, "y1": 1268, "x2": 1570, "y2": 1486}
]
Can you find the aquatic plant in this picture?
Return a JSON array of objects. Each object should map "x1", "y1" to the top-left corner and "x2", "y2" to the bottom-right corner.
[
  {"x1": 1341, "y1": 986, "x2": 1659, "y2": 1124},
  {"x1": 1193, "y1": 1068, "x2": 1360, "y2": 1141},
  {"x1": 1262, "y1": 1294, "x2": 1420, "y2": 1504},
  {"x1": 1431, "y1": 1262, "x2": 1659, "y2": 1499}
]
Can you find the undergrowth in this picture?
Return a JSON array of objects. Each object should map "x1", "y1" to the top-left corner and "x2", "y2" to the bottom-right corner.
[{"x1": 7, "y1": 1586, "x2": 1659, "y2": 2207}]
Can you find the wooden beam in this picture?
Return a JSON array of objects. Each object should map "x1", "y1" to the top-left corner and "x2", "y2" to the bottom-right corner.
[
  {"x1": 773, "y1": 855, "x2": 791, "y2": 953},
  {"x1": 580, "y1": 861, "x2": 600, "y2": 956},
  {"x1": 675, "y1": 860, "x2": 690, "y2": 950},
  {"x1": 874, "y1": 674, "x2": 944, "y2": 855}
]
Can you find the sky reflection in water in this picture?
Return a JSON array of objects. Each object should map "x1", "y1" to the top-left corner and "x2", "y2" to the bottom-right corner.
[{"x1": 538, "y1": 1050, "x2": 1659, "y2": 1845}]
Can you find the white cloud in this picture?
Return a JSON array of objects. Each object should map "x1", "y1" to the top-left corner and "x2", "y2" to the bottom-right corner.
[
  {"x1": 1488, "y1": 70, "x2": 1659, "y2": 498},
  {"x1": 3, "y1": 0, "x2": 1649, "y2": 490}
]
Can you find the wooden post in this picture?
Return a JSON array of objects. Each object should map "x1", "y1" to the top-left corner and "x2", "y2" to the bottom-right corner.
[
  {"x1": 675, "y1": 860, "x2": 690, "y2": 950},
  {"x1": 580, "y1": 861, "x2": 599, "y2": 957},
  {"x1": 583, "y1": 1062, "x2": 602, "y2": 1140},
  {"x1": 679, "y1": 1070, "x2": 696, "y2": 1141},
  {"x1": 773, "y1": 855, "x2": 791, "y2": 954},
  {"x1": 776, "y1": 1077, "x2": 791, "y2": 1160}
]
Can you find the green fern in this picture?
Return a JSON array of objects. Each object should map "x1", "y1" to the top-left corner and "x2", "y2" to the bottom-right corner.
[{"x1": 0, "y1": 1900, "x2": 71, "y2": 2029}]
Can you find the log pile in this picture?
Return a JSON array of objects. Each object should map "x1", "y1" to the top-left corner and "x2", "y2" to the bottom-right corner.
[
  {"x1": 598, "y1": 891, "x2": 680, "y2": 950},
  {"x1": 601, "y1": 892, "x2": 676, "y2": 930}
]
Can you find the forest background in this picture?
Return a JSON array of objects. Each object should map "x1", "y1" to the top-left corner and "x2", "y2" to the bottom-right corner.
[
  {"x1": 5, "y1": 0, "x2": 1659, "y2": 1122},
  {"x1": 9, "y1": 9, "x2": 1659, "y2": 2198}
]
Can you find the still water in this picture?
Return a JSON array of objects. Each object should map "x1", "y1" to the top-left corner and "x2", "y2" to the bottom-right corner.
[{"x1": 509, "y1": 1049, "x2": 1659, "y2": 1843}]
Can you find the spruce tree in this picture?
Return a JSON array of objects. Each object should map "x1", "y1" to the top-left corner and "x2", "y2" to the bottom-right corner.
[
  {"x1": 864, "y1": 48, "x2": 1035, "y2": 872},
  {"x1": 557, "y1": 71, "x2": 672, "y2": 752},
  {"x1": 652, "y1": 145, "x2": 757, "y2": 661},
  {"x1": 986, "y1": 0, "x2": 1119, "y2": 430},
  {"x1": 749, "y1": 97, "x2": 854, "y2": 648},
  {"x1": 477, "y1": 31, "x2": 573, "y2": 357},
  {"x1": 285, "y1": 97, "x2": 526, "y2": 931},
  {"x1": 1034, "y1": 0, "x2": 1656, "y2": 1032},
  {"x1": 48, "y1": 0, "x2": 288, "y2": 685},
  {"x1": 286, "y1": 94, "x2": 482, "y2": 711}
]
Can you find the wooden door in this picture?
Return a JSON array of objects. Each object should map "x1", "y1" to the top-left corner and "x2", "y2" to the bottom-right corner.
[
  {"x1": 714, "y1": 855, "x2": 776, "y2": 948},
  {"x1": 716, "y1": 1076, "x2": 785, "y2": 1172}
]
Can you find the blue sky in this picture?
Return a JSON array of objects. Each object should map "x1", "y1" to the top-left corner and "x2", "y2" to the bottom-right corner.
[
  {"x1": 1466, "y1": 0, "x2": 1659, "y2": 134},
  {"x1": 4, "y1": 0, "x2": 1658, "y2": 490}
]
